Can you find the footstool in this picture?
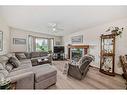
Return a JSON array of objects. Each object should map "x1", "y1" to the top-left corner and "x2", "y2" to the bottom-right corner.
[{"x1": 32, "y1": 64, "x2": 57, "y2": 89}]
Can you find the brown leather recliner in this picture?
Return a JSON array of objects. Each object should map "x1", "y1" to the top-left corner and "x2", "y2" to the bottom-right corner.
[{"x1": 67, "y1": 55, "x2": 94, "y2": 80}]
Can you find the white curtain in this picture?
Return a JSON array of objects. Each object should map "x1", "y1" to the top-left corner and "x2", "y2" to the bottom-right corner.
[
  {"x1": 48, "y1": 38, "x2": 54, "y2": 52},
  {"x1": 28, "y1": 35, "x2": 36, "y2": 52}
]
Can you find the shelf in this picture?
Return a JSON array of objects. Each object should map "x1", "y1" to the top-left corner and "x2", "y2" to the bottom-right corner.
[
  {"x1": 67, "y1": 45, "x2": 89, "y2": 48},
  {"x1": 100, "y1": 69, "x2": 115, "y2": 76},
  {"x1": 102, "y1": 53, "x2": 115, "y2": 56}
]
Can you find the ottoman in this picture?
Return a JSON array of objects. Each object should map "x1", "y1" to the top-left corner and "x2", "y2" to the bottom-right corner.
[{"x1": 32, "y1": 64, "x2": 57, "y2": 89}]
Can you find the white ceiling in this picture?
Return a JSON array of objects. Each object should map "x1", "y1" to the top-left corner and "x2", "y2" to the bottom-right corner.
[{"x1": 1, "y1": 6, "x2": 127, "y2": 36}]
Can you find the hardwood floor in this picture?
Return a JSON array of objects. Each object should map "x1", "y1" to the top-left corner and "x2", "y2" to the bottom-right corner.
[{"x1": 48, "y1": 61, "x2": 126, "y2": 89}]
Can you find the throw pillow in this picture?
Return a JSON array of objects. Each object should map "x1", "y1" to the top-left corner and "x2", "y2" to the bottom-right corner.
[
  {"x1": 0, "y1": 56, "x2": 9, "y2": 68},
  {"x1": 5, "y1": 62, "x2": 14, "y2": 72},
  {"x1": 6, "y1": 53, "x2": 15, "y2": 58},
  {"x1": 0, "y1": 63, "x2": 4, "y2": 70},
  {"x1": 8, "y1": 56, "x2": 21, "y2": 68},
  {"x1": 16, "y1": 53, "x2": 27, "y2": 60},
  {"x1": 0, "y1": 69, "x2": 9, "y2": 78}
]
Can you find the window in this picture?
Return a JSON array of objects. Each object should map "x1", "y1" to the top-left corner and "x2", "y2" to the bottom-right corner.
[
  {"x1": 28, "y1": 35, "x2": 54, "y2": 52},
  {"x1": 36, "y1": 38, "x2": 48, "y2": 52},
  {"x1": 35, "y1": 38, "x2": 54, "y2": 52}
]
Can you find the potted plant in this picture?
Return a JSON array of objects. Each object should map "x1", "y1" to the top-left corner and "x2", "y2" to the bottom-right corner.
[
  {"x1": 0, "y1": 72, "x2": 11, "y2": 89},
  {"x1": 106, "y1": 26, "x2": 123, "y2": 37},
  {"x1": 48, "y1": 49, "x2": 52, "y2": 54}
]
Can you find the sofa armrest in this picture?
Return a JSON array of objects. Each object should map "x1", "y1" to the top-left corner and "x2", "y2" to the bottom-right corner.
[
  {"x1": 7, "y1": 71, "x2": 34, "y2": 89},
  {"x1": 7, "y1": 71, "x2": 33, "y2": 83}
]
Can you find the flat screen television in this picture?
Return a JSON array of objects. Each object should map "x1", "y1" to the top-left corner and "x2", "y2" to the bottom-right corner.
[{"x1": 53, "y1": 46, "x2": 64, "y2": 53}]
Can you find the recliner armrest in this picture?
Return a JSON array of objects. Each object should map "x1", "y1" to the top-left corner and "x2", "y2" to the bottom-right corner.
[
  {"x1": 124, "y1": 64, "x2": 127, "y2": 73},
  {"x1": 68, "y1": 63, "x2": 81, "y2": 73},
  {"x1": 68, "y1": 62, "x2": 79, "y2": 67}
]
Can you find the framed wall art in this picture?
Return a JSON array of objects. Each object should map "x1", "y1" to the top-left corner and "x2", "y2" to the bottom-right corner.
[
  {"x1": 0, "y1": 31, "x2": 3, "y2": 51},
  {"x1": 71, "y1": 35, "x2": 83, "y2": 44},
  {"x1": 13, "y1": 38, "x2": 26, "y2": 45}
]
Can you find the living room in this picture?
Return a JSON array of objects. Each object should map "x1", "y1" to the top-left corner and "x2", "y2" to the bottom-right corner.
[{"x1": 0, "y1": 4, "x2": 127, "y2": 92}]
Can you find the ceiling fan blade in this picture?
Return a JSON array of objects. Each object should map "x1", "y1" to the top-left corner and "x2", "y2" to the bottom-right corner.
[
  {"x1": 56, "y1": 28, "x2": 64, "y2": 31},
  {"x1": 47, "y1": 22, "x2": 64, "y2": 32},
  {"x1": 48, "y1": 23, "x2": 57, "y2": 27}
]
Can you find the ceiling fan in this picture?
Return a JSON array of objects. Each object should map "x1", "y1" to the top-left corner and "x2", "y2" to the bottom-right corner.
[{"x1": 48, "y1": 23, "x2": 64, "y2": 33}]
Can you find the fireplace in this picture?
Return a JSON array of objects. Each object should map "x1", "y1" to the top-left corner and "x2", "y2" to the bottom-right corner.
[
  {"x1": 67, "y1": 45, "x2": 89, "y2": 61},
  {"x1": 71, "y1": 48, "x2": 84, "y2": 62}
]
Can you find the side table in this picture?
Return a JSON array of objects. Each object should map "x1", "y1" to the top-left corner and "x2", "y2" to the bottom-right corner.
[
  {"x1": 0, "y1": 82, "x2": 16, "y2": 90},
  {"x1": 10, "y1": 82, "x2": 17, "y2": 89},
  {"x1": 63, "y1": 59, "x2": 71, "y2": 74}
]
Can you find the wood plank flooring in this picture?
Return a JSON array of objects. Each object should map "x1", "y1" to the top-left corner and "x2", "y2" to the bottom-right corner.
[{"x1": 48, "y1": 61, "x2": 126, "y2": 89}]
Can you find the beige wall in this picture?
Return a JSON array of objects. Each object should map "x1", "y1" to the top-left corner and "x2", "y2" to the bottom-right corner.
[
  {"x1": 10, "y1": 27, "x2": 63, "y2": 52},
  {"x1": 54, "y1": 36, "x2": 63, "y2": 45},
  {"x1": 63, "y1": 18, "x2": 127, "y2": 74},
  {"x1": 0, "y1": 13, "x2": 10, "y2": 55}
]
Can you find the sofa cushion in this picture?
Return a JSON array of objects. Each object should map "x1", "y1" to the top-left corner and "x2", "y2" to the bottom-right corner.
[
  {"x1": 31, "y1": 56, "x2": 49, "y2": 61},
  {"x1": 6, "y1": 53, "x2": 15, "y2": 58},
  {"x1": 5, "y1": 62, "x2": 14, "y2": 72},
  {"x1": 7, "y1": 68, "x2": 33, "y2": 82},
  {"x1": 12, "y1": 59, "x2": 32, "y2": 72},
  {"x1": 0, "y1": 55, "x2": 9, "y2": 67},
  {"x1": 20, "y1": 59, "x2": 32, "y2": 65},
  {"x1": 0, "y1": 63, "x2": 4, "y2": 70},
  {"x1": 8, "y1": 56, "x2": 21, "y2": 68},
  {"x1": 0, "y1": 69, "x2": 9, "y2": 78},
  {"x1": 31, "y1": 52, "x2": 40, "y2": 58},
  {"x1": 24, "y1": 52, "x2": 31, "y2": 59},
  {"x1": 32, "y1": 64, "x2": 57, "y2": 82},
  {"x1": 40, "y1": 52, "x2": 48, "y2": 57},
  {"x1": 20, "y1": 59, "x2": 32, "y2": 67},
  {"x1": 15, "y1": 53, "x2": 27, "y2": 60},
  {"x1": 12, "y1": 64, "x2": 32, "y2": 72}
]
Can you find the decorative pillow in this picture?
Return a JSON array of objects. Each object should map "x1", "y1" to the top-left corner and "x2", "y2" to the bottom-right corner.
[
  {"x1": 0, "y1": 69, "x2": 9, "y2": 78},
  {"x1": 0, "y1": 56, "x2": 9, "y2": 68},
  {"x1": 16, "y1": 53, "x2": 27, "y2": 60},
  {"x1": 0, "y1": 63, "x2": 4, "y2": 70},
  {"x1": 5, "y1": 62, "x2": 14, "y2": 72},
  {"x1": 6, "y1": 53, "x2": 15, "y2": 58},
  {"x1": 8, "y1": 56, "x2": 21, "y2": 68}
]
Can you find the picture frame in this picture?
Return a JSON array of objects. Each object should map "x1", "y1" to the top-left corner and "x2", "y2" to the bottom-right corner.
[
  {"x1": 13, "y1": 38, "x2": 26, "y2": 45},
  {"x1": 0, "y1": 31, "x2": 3, "y2": 51},
  {"x1": 71, "y1": 35, "x2": 83, "y2": 44}
]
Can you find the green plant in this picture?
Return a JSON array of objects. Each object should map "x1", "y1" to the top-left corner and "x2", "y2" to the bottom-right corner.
[
  {"x1": 106, "y1": 26, "x2": 123, "y2": 37},
  {"x1": 48, "y1": 49, "x2": 52, "y2": 53}
]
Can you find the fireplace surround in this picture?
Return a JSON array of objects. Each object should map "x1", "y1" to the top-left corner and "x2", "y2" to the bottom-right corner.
[{"x1": 67, "y1": 45, "x2": 89, "y2": 60}]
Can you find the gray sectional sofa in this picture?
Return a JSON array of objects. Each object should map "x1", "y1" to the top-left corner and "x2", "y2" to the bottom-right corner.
[
  {"x1": 15, "y1": 52, "x2": 52, "y2": 66},
  {"x1": 0, "y1": 52, "x2": 57, "y2": 89}
]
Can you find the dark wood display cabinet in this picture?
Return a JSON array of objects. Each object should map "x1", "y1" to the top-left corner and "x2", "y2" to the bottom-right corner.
[{"x1": 100, "y1": 34, "x2": 116, "y2": 76}]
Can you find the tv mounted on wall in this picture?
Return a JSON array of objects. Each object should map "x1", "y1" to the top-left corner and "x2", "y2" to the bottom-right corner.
[{"x1": 53, "y1": 46, "x2": 64, "y2": 53}]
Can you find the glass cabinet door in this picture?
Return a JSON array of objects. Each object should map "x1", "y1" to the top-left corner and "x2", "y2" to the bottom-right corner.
[
  {"x1": 101, "y1": 56, "x2": 113, "y2": 73},
  {"x1": 103, "y1": 38, "x2": 113, "y2": 54},
  {"x1": 100, "y1": 34, "x2": 115, "y2": 76}
]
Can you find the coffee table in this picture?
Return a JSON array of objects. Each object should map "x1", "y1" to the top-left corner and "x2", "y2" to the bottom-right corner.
[{"x1": 37, "y1": 58, "x2": 50, "y2": 65}]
